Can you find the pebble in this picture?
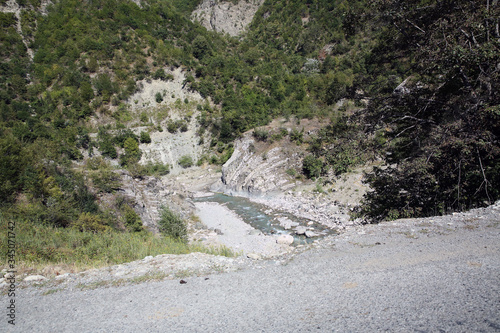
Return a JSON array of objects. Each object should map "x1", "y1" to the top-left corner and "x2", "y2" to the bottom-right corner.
[{"x1": 247, "y1": 253, "x2": 262, "y2": 260}]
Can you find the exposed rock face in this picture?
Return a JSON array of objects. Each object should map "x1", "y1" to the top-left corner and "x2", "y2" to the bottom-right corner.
[
  {"x1": 138, "y1": 118, "x2": 205, "y2": 175},
  {"x1": 105, "y1": 171, "x2": 195, "y2": 233},
  {"x1": 191, "y1": 0, "x2": 264, "y2": 36},
  {"x1": 218, "y1": 134, "x2": 303, "y2": 195},
  {"x1": 126, "y1": 68, "x2": 210, "y2": 174}
]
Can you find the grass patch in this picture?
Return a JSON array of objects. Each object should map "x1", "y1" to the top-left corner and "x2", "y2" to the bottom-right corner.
[
  {"x1": 0, "y1": 217, "x2": 239, "y2": 274},
  {"x1": 130, "y1": 271, "x2": 167, "y2": 284},
  {"x1": 42, "y1": 288, "x2": 63, "y2": 296}
]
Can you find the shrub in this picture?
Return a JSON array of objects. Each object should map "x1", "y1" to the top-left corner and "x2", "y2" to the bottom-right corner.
[
  {"x1": 122, "y1": 204, "x2": 143, "y2": 232},
  {"x1": 178, "y1": 155, "x2": 193, "y2": 168},
  {"x1": 153, "y1": 68, "x2": 166, "y2": 80},
  {"x1": 252, "y1": 128, "x2": 269, "y2": 142},
  {"x1": 72, "y1": 212, "x2": 109, "y2": 233},
  {"x1": 290, "y1": 128, "x2": 304, "y2": 144},
  {"x1": 91, "y1": 169, "x2": 122, "y2": 193},
  {"x1": 158, "y1": 206, "x2": 187, "y2": 241},
  {"x1": 155, "y1": 92, "x2": 163, "y2": 103},
  {"x1": 143, "y1": 161, "x2": 170, "y2": 176},
  {"x1": 140, "y1": 131, "x2": 151, "y2": 144},
  {"x1": 302, "y1": 155, "x2": 323, "y2": 179}
]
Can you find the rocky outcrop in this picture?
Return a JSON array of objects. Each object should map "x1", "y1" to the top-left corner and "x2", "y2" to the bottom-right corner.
[
  {"x1": 104, "y1": 171, "x2": 196, "y2": 233},
  {"x1": 126, "y1": 68, "x2": 210, "y2": 174},
  {"x1": 217, "y1": 134, "x2": 304, "y2": 195},
  {"x1": 191, "y1": 0, "x2": 264, "y2": 36}
]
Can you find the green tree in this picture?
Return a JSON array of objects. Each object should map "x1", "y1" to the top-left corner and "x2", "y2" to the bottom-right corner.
[
  {"x1": 362, "y1": 0, "x2": 500, "y2": 221},
  {"x1": 121, "y1": 137, "x2": 141, "y2": 166},
  {"x1": 122, "y1": 204, "x2": 143, "y2": 232},
  {"x1": 155, "y1": 92, "x2": 163, "y2": 103},
  {"x1": 192, "y1": 35, "x2": 210, "y2": 59},
  {"x1": 0, "y1": 134, "x2": 24, "y2": 203}
]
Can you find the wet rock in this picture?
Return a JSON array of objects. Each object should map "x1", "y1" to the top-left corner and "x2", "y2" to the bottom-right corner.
[
  {"x1": 278, "y1": 217, "x2": 299, "y2": 230},
  {"x1": 305, "y1": 230, "x2": 318, "y2": 238},
  {"x1": 295, "y1": 226, "x2": 307, "y2": 235}
]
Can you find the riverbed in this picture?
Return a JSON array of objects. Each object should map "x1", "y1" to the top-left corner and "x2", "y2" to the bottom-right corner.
[
  {"x1": 194, "y1": 201, "x2": 291, "y2": 257},
  {"x1": 193, "y1": 193, "x2": 337, "y2": 255}
]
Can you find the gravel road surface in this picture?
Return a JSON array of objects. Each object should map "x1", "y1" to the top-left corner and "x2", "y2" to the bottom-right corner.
[{"x1": 3, "y1": 204, "x2": 500, "y2": 332}]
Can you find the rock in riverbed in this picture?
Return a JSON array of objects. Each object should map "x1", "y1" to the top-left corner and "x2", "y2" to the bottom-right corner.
[
  {"x1": 295, "y1": 226, "x2": 307, "y2": 235},
  {"x1": 305, "y1": 230, "x2": 318, "y2": 238},
  {"x1": 276, "y1": 234, "x2": 294, "y2": 245}
]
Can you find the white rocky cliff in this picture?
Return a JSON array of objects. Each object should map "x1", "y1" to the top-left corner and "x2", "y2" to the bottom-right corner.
[
  {"x1": 191, "y1": 0, "x2": 265, "y2": 36},
  {"x1": 218, "y1": 133, "x2": 304, "y2": 195}
]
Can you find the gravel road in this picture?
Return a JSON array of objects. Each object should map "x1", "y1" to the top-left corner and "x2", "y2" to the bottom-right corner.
[{"x1": 4, "y1": 203, "x2": 500, "y2": 332}]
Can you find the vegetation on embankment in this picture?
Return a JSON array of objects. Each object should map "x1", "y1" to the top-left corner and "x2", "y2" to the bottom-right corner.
[
  {"x1": 0, "y1": 215, "x2": 237, "y2": 272},
  {"x1": 0, "y1": 0, "x2": 498, "y2": 261}
]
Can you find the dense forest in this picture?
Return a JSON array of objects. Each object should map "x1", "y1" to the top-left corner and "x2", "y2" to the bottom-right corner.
[{"x1": 0, "y1": 0, "x2": 498, "y2": 243}]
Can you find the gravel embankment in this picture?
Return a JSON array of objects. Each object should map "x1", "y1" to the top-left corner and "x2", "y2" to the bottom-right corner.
[{"x1": 3, "y1": 202, "x2": 499, "y2": 332}]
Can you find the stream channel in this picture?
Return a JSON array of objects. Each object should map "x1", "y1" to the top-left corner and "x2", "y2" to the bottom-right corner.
[{"x1": 193, "y1": 193, "x2": 336, "y2": 244}]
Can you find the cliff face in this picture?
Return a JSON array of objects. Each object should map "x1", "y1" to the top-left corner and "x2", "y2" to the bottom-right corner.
[
  {"x1": 126, "y1": 68, "x2": 210, "y2": 175},
  {"x1": 191, "y1": 0, "x2": 264, "y2": 36},
  {"x1": 217, "y1": 132, "x2": 304, "y2": 195}
]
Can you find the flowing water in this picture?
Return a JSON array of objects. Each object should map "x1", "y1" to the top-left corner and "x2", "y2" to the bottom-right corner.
[{"x1": 193, "y1": 193, "x2": 335, "y2": 244}]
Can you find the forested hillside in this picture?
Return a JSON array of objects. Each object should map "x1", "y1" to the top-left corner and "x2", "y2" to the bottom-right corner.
[{"x1": 0, "y1": 0, "x2": 498, "y2": 237}]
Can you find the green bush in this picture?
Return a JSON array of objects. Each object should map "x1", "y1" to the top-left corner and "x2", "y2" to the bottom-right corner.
[
  {"x1": 252, "y1": 128, "x2": 269, "y2": 142},
  {"x1": 302, "y1": 155, "x2": 323, "y2": 179},
  {"x1": 140, "y1": 131, "x2": 151, "y2": 144},
  {"x1": 71, "y1": 212, "x2": 109, "y2": 233},
  {"x1": 143, "y1": 161, "x2": 170, "y2": 176},
  {"x1": 158, "y1": 205, "x2": 187, "y2": 241},
  {"x1": 120, "y1": 137, "x2": 142, "y2": 166},
  {"x1": 178, "y1": 155, "x2": 193, "y2": 168},
  {"x1": 289, "y1": 128, "x2": 304, "y2": 144},
  {"x1": 122, "y1": 204, "x2": 143, "y2": 232},
  {"x1": 155, "y1": 92, "x2": 163, "y2": 103}
]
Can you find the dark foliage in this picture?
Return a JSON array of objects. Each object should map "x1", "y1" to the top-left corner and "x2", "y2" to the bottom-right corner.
[{"x1": 361, "y1": 0, "x2": 500, "y2": 220}]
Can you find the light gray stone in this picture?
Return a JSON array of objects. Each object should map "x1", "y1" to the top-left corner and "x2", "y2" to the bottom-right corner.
[
  {"x1": 276, "y1": 234, "x2": 294, "y2": 245},
  {"x1": 295, "y1": 226, "x2": 307, "y2": 235},
  {"x1": 55, "y1": 273, "x2": 70, "y2": 280},
  {"x1": 248, "y1": 229, "x2": 262, "y2": 236},
  {"x1": 305, "y1": 230, "x2": 318, "y2": 238},
  {"x1": 24, "y1": 275, "x2": 47, "y2": 282},
  {"x1": 247, "y1": 253, "x2": 262, "y2": 260}
]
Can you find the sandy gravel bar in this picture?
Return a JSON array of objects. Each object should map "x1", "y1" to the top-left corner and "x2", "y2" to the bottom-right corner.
[{"x1": 194, "y1": 201, "x2": 291, "y2": 257}]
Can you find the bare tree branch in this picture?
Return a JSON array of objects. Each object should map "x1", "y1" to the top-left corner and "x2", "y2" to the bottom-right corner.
[{"x1": 405, "y1": 18, "x2": 426, "y2": 33}]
